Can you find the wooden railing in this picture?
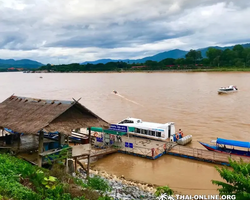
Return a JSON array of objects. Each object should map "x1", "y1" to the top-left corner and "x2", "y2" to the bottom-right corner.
[
  {"x1": 111, "y1": 141, "x2": 167, "y2": 159},
  {"x1": 169, "y1": 145, "x2": 250, "y2": 163},
  {"x1": 90, "y1": 148, "x2": 117, "y2": 157},
  {"x1": 117, "y1": 143, "x2": 153, "y2": 157}
]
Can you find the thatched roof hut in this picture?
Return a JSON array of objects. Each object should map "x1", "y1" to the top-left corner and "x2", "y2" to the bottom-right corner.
[{"x1": 0, "y1": 95, "x2": 110, "y2": 135}]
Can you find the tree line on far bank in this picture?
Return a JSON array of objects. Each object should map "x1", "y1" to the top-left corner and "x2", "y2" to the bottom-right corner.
[{"x1": 38, "y1": 44, "x2": 250, "y2": 72}]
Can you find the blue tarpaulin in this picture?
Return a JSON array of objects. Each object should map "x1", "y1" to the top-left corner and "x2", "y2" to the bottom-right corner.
[
  {"x1": 4, "y1": 128, "x2": 24, "y2": 136},
  {"x1": 217, "y1": 138, "x2": 250, "y2": 148}
]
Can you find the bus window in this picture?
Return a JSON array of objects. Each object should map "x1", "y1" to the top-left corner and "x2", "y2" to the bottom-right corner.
[
  {"x1": 135, "y1": 128, "x2": 141, "y2": 133},
  {"x1": 142, "y1": 129, "x2": 147, "y2": 135},
  {"x1": 119, "y1": 120, "x2": 134, "y2": 124},
  {"x1": 148, "y1": 130, "x2": 152, "y2": 135},
  {"x1": 151, "y1": 131, "x2": 155, "y2": 136},
  {"x1": 156, "y1": 132, "x2": 161, "y2": 137}
]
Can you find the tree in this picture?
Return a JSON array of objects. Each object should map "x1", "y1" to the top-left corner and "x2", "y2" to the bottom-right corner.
[
  {"x1": 145, "y1": 60, "x2": 159, "y2": 69},
  {"x1": 206, "y1": 48, "x2": 222, "y2": 66},
  {"x1": 185, "y1": 49, "x2": 202, "y2": 64},
  {"x1": 159, "y1": 58, "x2": 175, "y2": 65},
  {"x1": 242, "y1": 48, "x2": 250, "y2": 67},
  {"x1": 174, "y1": 58, "x2": 185, "y2": 65},
  {"x1": 220, "y1": 49, "x2": 236, "y2": 66},
  {"x1": 212, "y1": 158, "x2": 250, "y2": 200}
]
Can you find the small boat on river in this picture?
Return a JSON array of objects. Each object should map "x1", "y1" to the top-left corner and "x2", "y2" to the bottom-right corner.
[
  {"x1": 218, "y1": 85, "x2": 238, "y2": 94},
  {"x1": 199, "y1": 138, "x2": 250, "y2": 157}
]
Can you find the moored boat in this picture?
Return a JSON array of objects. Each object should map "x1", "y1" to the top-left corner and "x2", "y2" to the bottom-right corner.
[
  {"x1": 117, "y1": 117, "x2": 175, "y2": 141},
  {"x1": 199, "y1": 138, "x2": 250, "y2": 157},
  {"x1": 117, "y1": 117, "x2": 192, "y2": 144},
  {"x1": 218, "y1": 85, "x2": 238, "y2": 94}
]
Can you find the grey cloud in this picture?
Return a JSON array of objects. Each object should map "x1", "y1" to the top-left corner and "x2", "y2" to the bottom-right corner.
[
  {"x1": 219, "y1": 38, "x2": 250, "y2": 45},
  {"x1": 47, "y1": 18, "x2": 195, "y2": 49},
  {"x1": 0, "y1": 0, "x2": 250, "y2": 64},
  {"x1": 0, "y1": 33, "x2": 25, "y2": 49}
]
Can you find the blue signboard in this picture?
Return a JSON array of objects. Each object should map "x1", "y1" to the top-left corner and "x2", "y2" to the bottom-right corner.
[
  {"x1": 96, "y1": 137, "x2": 103, "y2": 142},
  {"x1": 109, "y1": 124, "x2": 128, "y2": 133},
  {"x1": 125, "y1": 142, "x2": 133, "y2": 148}
]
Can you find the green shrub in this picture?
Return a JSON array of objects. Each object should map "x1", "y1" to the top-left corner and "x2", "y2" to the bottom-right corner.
[
  {"x1": 0, "y1": 174, "x2": 42, "y2": 200},
  {"x1": 154, "y1": 186, "x2": 173, "y2": 197},
  {"x1": 73, "y1": 177, "x2": 88, "y2": 188},
  {"x1": 88, "y1": 176, "x2": 111, "y2": 192},
  {"x1": 0, "y1": 154, "x2": 112, "y2": 200}
]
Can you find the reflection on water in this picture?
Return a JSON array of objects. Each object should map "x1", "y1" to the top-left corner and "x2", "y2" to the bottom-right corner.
[{"x1": 1, "y1": 72, "x2": 250, "y2": 195}]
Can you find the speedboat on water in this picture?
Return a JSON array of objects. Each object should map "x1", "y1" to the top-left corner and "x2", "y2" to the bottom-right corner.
[
  {"x1": 218, "y1": 85, "x2": 238, "y2": 94},
  {"x1": 199, "y1": 138, "x2": 250, "y2": 157}
]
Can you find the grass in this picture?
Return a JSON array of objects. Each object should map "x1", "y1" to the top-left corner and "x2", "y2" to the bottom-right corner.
[{"x1": 189, "y1": 67, "x2": 250, "y2": 72}]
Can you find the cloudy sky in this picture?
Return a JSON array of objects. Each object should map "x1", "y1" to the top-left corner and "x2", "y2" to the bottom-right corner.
[{"x1": 0, "y1": 0, "x2": 250, "y2": 64}]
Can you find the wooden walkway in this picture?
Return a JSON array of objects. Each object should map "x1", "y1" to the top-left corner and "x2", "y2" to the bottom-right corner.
[
  {"x1": 90, "y1": 148, "x2": 118, "y2": 157},
  {"x1": 72, "y1": 147, "x2": 118, "y2": 160},
  {"x1": 167, "y1": 145, "x2": 250, "y2": 165}
]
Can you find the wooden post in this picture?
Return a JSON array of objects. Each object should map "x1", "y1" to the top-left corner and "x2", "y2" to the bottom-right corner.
[
  {"x1": 17, "y1": 133, "x2": 21, "y2": 151},
  {"x1": 68, "y1": 159, "x2": 74, "y2": 174},
  {"x1": 86, "y1": 127, "x2": 91, "y2": 179},
  {"x1": 58, "y1": 132, "x2": 65, "y2": 146},
  {"x1": 67, "y1": 135, "x2": 69, "y2": 145},
  {"x1": 75, "y1": 157, "x2": 77, "y2": 172},
  {"x1": 38, "y1": 130, "x2": 44, "y2": 167}
]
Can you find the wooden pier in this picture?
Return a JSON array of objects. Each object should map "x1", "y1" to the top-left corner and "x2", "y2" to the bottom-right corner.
[
  {"x1": 167, "y1": 145, "x2": 250, "y2": 165},
  {"x1": 93, "y1": 135, "x2": 250, "y2": 166},
  {"x1": 72, "y1": 147, "x2": 118, "y2": 160},
  {"x1": 93, "y1": 135, "x2": 167, "y2": 160}
]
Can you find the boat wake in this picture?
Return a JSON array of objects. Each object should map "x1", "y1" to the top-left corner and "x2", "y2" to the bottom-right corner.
[{"x1": 112, "y1": 92, "x2": 143, "y2": 107}]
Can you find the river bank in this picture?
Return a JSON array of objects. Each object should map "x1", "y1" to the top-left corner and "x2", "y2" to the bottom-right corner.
[
  {"x1": 78, "y1": 168, "x2": 158, "y2": 200},
  {"x1": 28, "y1": 67, "x2": 250, "y2": 73}
]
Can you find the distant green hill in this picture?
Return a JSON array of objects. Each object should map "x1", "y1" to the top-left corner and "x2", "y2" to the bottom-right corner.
[
  {"x1": 0, "y1": 59, "x2": 43, "y2": 69},
  {"x1": 198, "y1": 43, "x2": 250, "y2": 57},
  {"x1": 129, "y1": 49, "x2": 188, "y2": 63},
  {"x1": 81, "y1": 49, "x2": 188, "y2": 64},
  {"x1": 82, "y1": 43, "x2": 250, "y2": 64}
]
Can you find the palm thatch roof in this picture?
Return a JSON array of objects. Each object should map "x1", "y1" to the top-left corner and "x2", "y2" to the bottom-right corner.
[{"x1": 0, "y1": 95, "x2": 110, "y2": 135}]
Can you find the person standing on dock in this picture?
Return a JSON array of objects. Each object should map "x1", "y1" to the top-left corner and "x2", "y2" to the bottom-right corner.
[
  {"x1": 178, "y1": 129, "x2": 184, "y2": 137},
  {"x1": 116, "y1": 135, "x2": 122, "y2": 142}
]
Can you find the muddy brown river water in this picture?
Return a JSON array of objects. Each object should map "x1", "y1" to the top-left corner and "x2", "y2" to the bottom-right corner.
[{"x1": 1, "y1": 71, "x2": 250, "y2": 195}]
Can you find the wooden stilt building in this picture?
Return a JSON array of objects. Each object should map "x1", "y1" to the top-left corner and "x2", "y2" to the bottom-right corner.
[{"x1": 0, "y1": 95, "x2": 110, "y2": 178}]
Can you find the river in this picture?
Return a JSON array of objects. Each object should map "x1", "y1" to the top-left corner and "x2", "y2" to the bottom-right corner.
[{"x1": 1, "y1": 71, "x2": 250, "y2": 195}]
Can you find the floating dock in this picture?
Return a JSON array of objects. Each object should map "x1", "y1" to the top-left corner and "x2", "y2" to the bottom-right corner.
[
  {"x1": 93, "y1": 135, "x2": 167, "y2": 160},
  {"x1": 93, "y1": 135, "x2": 250, "y2": 166}
]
